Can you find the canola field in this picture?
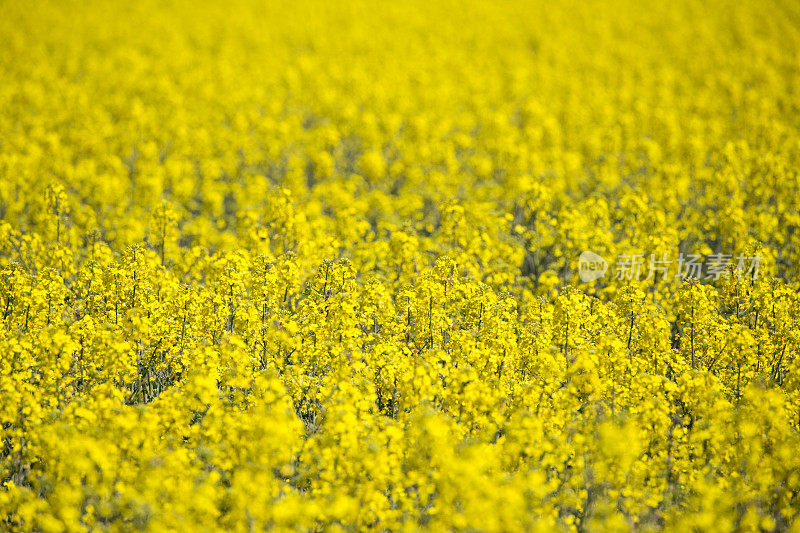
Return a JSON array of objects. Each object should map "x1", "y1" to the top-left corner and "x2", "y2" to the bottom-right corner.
[{"x1": 2, "y1": 0, "x2": 800, "y2": 531}]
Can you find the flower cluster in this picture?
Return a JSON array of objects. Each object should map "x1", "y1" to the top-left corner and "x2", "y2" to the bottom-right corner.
[{"x1": 2, "y1": 0, "x2": 800, "y2": 531}]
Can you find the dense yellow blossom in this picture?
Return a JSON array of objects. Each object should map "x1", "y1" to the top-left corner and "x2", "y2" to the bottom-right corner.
[{"x1": 2, "y1": 0, "x2": 800, "y2": 530}]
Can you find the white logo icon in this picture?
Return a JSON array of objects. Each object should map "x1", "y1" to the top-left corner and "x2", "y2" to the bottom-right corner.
[{"x1": 578, "y1": 251, "x2": 608, "y2": 282}]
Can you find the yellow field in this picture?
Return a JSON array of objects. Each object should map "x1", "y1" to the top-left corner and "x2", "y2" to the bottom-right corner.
[{"x1": 2, "y1": 0, "x2": 800, "y2": 530}]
